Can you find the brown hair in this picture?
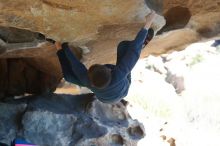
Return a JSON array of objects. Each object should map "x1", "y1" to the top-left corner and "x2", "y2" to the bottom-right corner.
[{"x1": 88, "y1": 64, "x2": 112, "y2": 89}]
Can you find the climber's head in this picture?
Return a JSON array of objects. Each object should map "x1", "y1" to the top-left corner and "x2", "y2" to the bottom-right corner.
[{"x1": 88, "y1": 64, "x2": 112, "y2": 89}]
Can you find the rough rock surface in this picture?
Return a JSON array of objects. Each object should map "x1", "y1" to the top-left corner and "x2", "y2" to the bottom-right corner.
[
  {"x1": 0, "y1": 102, "x2": 27, "y2": 144},
  {"x1": 146, "y1": 0, "x2": 220, "y2": 33},
  {"x1": 0, "y1": 0, "x2": 164, "y2": 61},
  {"x1": 0, "y1": 0, "x2": 163, "y2": 43},
  {"x1": 0, "y1": 93, "x2": 145, "y2": 146}
]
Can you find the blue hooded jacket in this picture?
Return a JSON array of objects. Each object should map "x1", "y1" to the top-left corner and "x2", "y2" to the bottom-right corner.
[{"x1": 57, "y1": 28, "x2": 148, "y2": 103}]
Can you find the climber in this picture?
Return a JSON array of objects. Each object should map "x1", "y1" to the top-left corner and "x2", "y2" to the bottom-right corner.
[{"x1": 55, "y1": 11, "x2": 156, "y2": 103}]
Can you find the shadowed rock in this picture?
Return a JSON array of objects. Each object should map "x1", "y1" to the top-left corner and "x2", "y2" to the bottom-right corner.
[
  {"x1": 111, "y1": 134, "x2": 124, "y2": 146},
  {"x1": 0, "y1": 59, "x2": 61, "y2": 99},
  {"x1": 128, "y1": 125, "x2": 145, "y2": 140},
  {"x1": 0, "y1": 93, "x2": 145, "y2": 146},
  {"x1": 158, "y1": 6, "x2": 191, "y2": 33}
]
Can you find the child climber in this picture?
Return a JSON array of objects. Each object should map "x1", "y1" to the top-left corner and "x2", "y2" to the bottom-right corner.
[{"x1": 55, "y1": 11, "x2": 157, "y2": 103}]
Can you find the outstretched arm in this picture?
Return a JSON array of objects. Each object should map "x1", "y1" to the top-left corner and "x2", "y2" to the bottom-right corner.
[
  {"x1": 133, "y1": 10, "x2": 156, "y2": 49},
  {"x1": 56, "y1": 42, "x2": 89, "y2": 86},
  {"x1": 115, "y1": 11, "x2": 156, "y2": 77}
]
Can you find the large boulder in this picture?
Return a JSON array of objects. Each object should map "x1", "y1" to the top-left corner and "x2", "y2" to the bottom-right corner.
[
  {"x1": 1, "y1": 0, "x2": 220, "y2": 52},
  {"x1": 0, "y1": 94, "x2": 145, "y2": 146},
  {"x1": 1, "y1": 0, "x2": 220, "y2": 61},
  {"x1": 0, "y1": 0, "x2": 164, "y2": 43}
]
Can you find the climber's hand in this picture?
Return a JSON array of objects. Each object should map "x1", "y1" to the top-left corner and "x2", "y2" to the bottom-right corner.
[
  {"x1": 55, "y1": 41, "x2": 62, "y2": 50},
  {"x1": 144, "y1": 10, "x2": 157, "y2": 29}
]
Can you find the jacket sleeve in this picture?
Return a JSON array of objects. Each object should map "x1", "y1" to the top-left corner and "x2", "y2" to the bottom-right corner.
[
  {"x1": 115, "y1": 28, "x2": 148, "y2": 77},
  {"x1": 57, "y1": 43, "x2": 89, "y2": 86}
]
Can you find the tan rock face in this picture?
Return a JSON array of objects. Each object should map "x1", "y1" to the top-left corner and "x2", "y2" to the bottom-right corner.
[
  {"x1": 0, "y1": 0, "x2": 155, "y2": 43},
  {"x1": 163, "y1": 0, "x2": 220, "y2": 14},
  {"x1": 147, "y1": 0, "x2": 220, "y2": 15},
  {"x1": 146, "y1": 0, "x2": 220, "y2": 37}
]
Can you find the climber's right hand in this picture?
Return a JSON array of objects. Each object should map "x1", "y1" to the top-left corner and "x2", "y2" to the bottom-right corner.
[{"x1": 55, "y1": 41, "x2": 62, "y2": 50}]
